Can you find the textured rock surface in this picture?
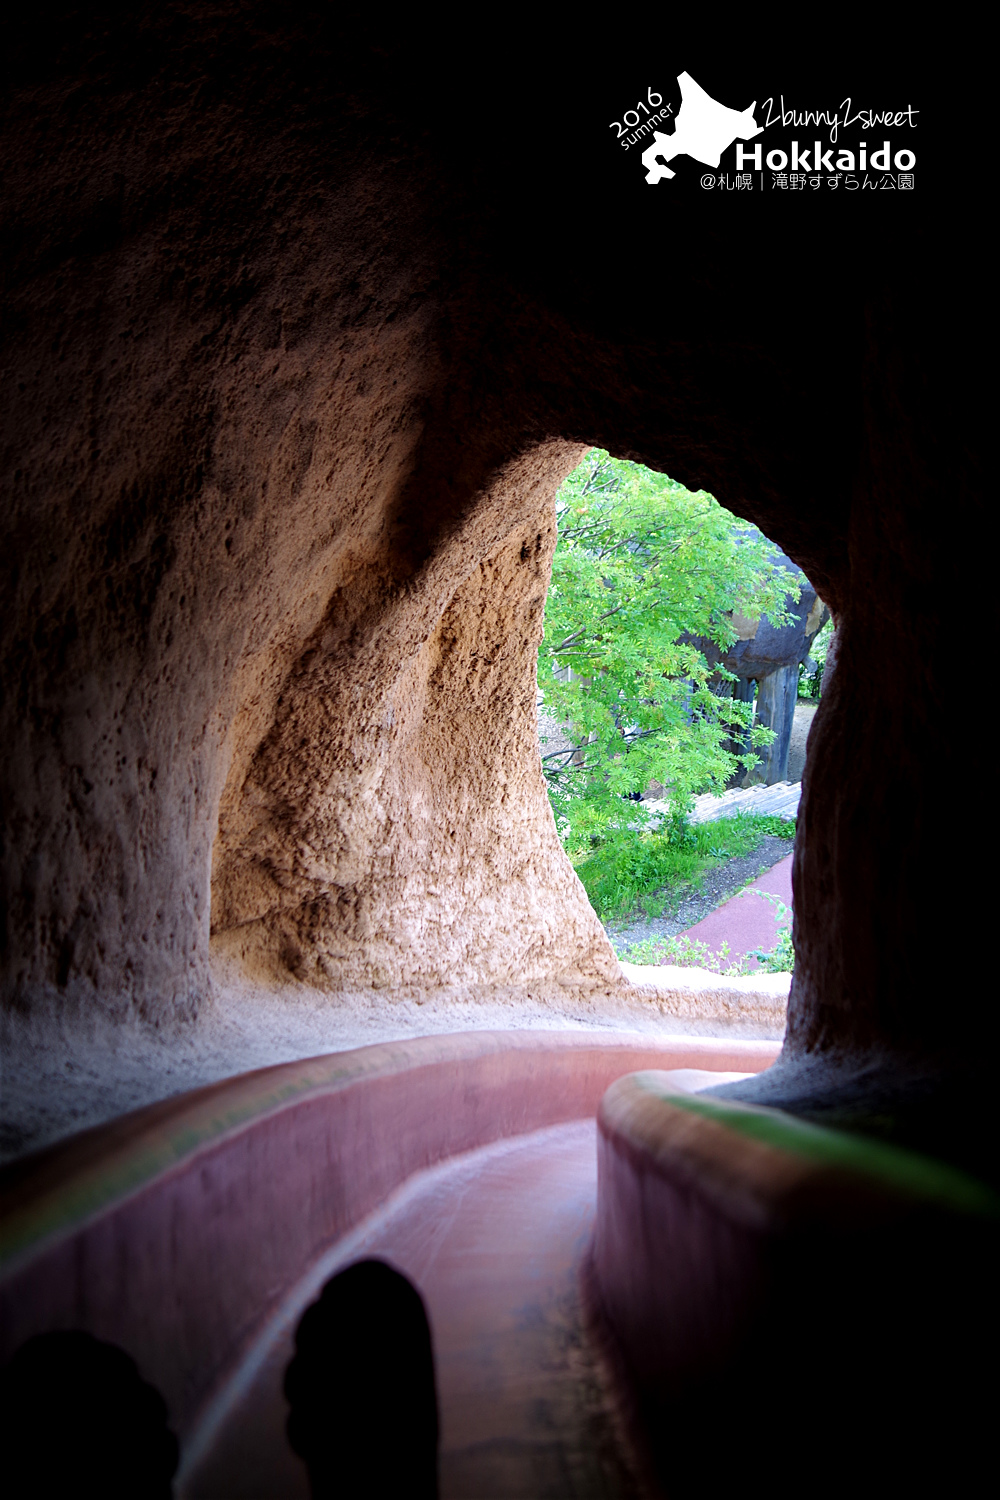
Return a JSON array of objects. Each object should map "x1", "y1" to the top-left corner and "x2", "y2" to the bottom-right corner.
[
  {"x1": 0, "y1": 17, "x2": 988, "y2": 1143},
  {"x1": 209, "y1": 452, "x2": 617, "y2": 993},
  {"x1": 689, "y1": 550, "x2": 827, "y2": 785},
  {"x1": 749, "y1": 662, "x2": 800, "y2": 785}
]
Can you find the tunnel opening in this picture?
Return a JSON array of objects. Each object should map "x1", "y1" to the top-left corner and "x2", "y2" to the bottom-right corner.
[
  {"x1": 533, "y1": 446, "x2": 827, "y2": 964},
  {"x1": 205, "y1": 435, "x2": 826, "y2": 1001}
]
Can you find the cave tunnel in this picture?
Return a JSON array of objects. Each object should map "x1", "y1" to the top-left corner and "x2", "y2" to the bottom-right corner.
[{"x1": 0, "y1": 13, "x2": 992, "y2": 1498}]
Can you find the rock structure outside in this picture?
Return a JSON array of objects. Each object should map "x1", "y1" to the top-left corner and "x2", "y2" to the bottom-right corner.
[
  {"x1": 542, "y1": 552, "x2": 824, "y2": 790},
  {"x1": 732, "y1": 560, "x2": 828, "y2": 786},
  {"x1": 0, "y1": 17, "x2": 990, "y2": 1166},
  {"x1": 748, "y1": 663, "x2": 800, "y2": 785},
  {"x1": 687, "y1": 551, "x2": 824, "y2": 680},
  {"x1": 688, "y1": 549, "x2": 829, "y2": 786}
]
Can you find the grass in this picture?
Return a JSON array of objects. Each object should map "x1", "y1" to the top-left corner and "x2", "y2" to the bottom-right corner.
[{"x1": 572, "y1": 812, "x2": 794, "y2": 924}]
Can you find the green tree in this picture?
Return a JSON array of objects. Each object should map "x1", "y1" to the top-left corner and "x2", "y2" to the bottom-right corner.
[{"x1": 539, "y1": 450, "x2": 797, "y2": 852}]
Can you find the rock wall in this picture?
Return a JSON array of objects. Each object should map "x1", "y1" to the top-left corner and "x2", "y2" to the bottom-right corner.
[
  {"x1": 211, "y1": 450, "x2": 616, "y2": 991},
  {"x1": 747, "y1": 664, "x2": 800, "y2": 787},
  {"x1": 0, "y1": 15, "x2": 988, "y2": 1114},
  {"x1": 690, "y1": 550, "x2": 829, "y2": 787}
]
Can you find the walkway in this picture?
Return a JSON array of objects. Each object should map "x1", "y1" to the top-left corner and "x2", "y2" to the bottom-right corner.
[
  {"x1": 682, "y1": 852, "x2": 792, "y2": 970},
  {"x1": 182, "y1": 1082, "x2": 750, "y2": 1499}
]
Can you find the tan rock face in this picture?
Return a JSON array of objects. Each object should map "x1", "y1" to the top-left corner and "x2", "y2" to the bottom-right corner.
[
  {"x1": 210, "y1": 447, "x2": 616, "y2": 990},
  {"x1": 0, "y1": 16, "x2": 985, "y2": 1094}
]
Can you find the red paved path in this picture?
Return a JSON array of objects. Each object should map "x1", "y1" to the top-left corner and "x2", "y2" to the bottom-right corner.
[{"x1": 682, "y1": 852, "x2": 793, "y2": 971}]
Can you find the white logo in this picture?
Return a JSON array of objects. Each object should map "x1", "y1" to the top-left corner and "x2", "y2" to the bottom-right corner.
[{"x1": 641, "y1": 72, "x2": 761, "y2": 184}]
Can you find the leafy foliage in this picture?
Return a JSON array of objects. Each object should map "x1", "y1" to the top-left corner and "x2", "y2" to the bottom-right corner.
[
  {"x1": 613, "y1": 931, "x2": 743, "y2": 973},
  {"x1": 538, "y1": 450, "x2": 799, "y2": 852},
  {"x1": 749, "y1": 924, "x2": 795, "y2": 973},
  {"x1": 612, "y1": 924, "x2": 794, "y2": 975}
]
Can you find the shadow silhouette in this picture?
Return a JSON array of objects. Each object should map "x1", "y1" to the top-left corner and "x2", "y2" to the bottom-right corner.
[
  {"x1": 0, "y1": 1329, "x2": 178, "y2": 1498},
  {"x1": 285, "y1": 1258, "x2": 439, "y2": 1499}
]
